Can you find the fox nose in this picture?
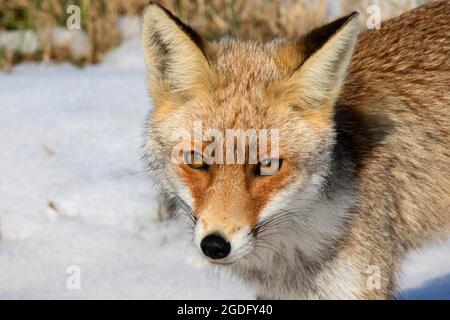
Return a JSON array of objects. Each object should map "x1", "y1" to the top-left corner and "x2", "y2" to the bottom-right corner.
[{"x1": 200, "y1": 233, "x2": 231, "y2": 259}]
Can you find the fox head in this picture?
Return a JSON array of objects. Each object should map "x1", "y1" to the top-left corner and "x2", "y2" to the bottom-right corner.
[{"x1": 142, "y1": 2, "x2": 359, "y2": 266}]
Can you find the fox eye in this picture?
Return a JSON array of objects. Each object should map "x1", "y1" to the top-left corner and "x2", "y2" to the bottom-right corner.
[
  {"x1": 255, "y1": 158, "x2": 283, "y2": 176},
  {"x1": 184, "y1": 151, "x2": 208, "y2": 170}
]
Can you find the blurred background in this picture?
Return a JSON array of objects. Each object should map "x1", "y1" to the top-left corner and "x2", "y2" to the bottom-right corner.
[
  {"x1": 0, "y1": 0, "x2": 424, "y2": 71},
  {"x1": 1, "y1": 0, "x2": 449, "y2": 300}
]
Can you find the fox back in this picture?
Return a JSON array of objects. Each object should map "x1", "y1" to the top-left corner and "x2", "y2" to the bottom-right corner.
[{"x1": 141, "y1": 1, "x2": 450, "y2": 299}]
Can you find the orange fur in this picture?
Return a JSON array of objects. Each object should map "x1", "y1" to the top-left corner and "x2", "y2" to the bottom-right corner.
[{"x1": 142, "y1": 1, "x2": 450, "y2": 299}]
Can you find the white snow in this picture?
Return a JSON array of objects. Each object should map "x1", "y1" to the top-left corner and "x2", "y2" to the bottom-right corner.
[
  {"x1": 0, "y1": 28, "x2": 91, "y2": 61},
  {"x1": 51, "y1": 27, "x2": 91, "y2": 61},
  {"x1": 0, "y1": 34, "x2": 449, "y2": 300},
  {"x1": 0, "y1": 30, "x2": 39, "y2": 55}
]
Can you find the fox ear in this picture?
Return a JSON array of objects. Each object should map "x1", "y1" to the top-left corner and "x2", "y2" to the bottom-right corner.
[
  {"x1": 141, "y1": 2, "x2": 214, "y2": 97},
  {"x1": 283, "y1": 13, "x2": 360, "y2": 109}
]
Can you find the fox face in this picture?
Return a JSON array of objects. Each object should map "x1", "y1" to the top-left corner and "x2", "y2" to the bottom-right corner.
[{"x1": 142, "y1": 3, "x2": 359, "y2": 265}]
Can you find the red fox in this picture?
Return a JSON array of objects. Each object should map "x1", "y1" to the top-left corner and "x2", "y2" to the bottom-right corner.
[{"x1": 141, "y1": 1, "x2": 450, "y2": 299}]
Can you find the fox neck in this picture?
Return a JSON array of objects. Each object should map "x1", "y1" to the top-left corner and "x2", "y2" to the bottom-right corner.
[{"x1": 230, "y1": 193, "x2": 357, "y2": 299}]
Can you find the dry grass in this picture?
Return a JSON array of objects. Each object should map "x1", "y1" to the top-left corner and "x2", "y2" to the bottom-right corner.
[
  {"x1": 157, "y1": 0, "x2": 329, "y2": 40},
  {"x1": 0, "y1": 0, "x2": 422, "y2": 71},
  {"x1": 0, "y1": 0, "x2": 147, "y2": 70},
  {"x1": 341, "y1": 0, "x2": 423, "y2": 20},
  {"x1": 158, "y1": 0, "x2": 421, "y2": 40}
]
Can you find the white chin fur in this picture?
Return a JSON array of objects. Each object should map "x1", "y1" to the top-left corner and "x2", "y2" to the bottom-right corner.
[{"x1": 194, "y1": 221, "x2": 253, "y2": 265}]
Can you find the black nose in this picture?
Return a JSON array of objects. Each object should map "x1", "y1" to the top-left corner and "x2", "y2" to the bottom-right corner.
[{"x1": 200, "y1": 234, "x2": 231, "y2": 259}]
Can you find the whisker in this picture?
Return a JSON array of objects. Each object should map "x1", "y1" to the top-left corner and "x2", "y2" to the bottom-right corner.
[
  {"x1": 104, "y1": 170, "x2": 147, "y2": 180},
  {"x1": 167, "y1": 191, "x2": 197, "y2": 225}
]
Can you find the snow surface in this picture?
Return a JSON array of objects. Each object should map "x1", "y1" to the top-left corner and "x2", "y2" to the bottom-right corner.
[{"x1": 0, "y1": 35, "x2": 449, "y2": 300}]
